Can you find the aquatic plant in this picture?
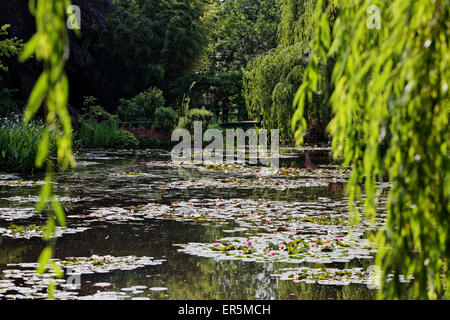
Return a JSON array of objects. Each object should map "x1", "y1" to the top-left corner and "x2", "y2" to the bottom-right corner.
[{"x1": 0, "y1": 119, "x2": 56, "y2": 172}]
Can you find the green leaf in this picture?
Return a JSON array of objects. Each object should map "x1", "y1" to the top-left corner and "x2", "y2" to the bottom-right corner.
[
  {"x1": 24, "y1": 72, "x2": 48, "y2": 123},
  {"x1": 35, "y1": 129, "x2": 49, "y2": 168},
  {"x1": 19, "y1": 34, "x2": 38, "y2": 62},
  {"x1": 51, "y1": 197, "x2": 66, "y2": 227},
  {"x1": 36, "y1": 246, "x2": 52, "y2": 274}
]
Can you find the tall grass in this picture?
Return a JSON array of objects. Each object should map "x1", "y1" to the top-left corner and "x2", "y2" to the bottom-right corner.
[
  {"x1": 0, "y1": 116, "x2": 56, "y2": 173},
  {"x1": 76, "y1": 117, "x2": 117, "y2": 148},
  {"x1": 75, "y1": 117, "x2": 139, "y2": 149}
]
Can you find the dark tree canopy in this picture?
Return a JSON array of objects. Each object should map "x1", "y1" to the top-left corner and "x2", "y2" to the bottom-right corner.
[{"x1": 88, "y1": 0, "x2": 209, "y2": 105}]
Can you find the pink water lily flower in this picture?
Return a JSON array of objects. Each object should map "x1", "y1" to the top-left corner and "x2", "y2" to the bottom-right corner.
[
  {"x1": 269, "y1": 250, "x2": 276, "y2": 256},
  {"x1": 247, "y1": 241, "x2": 253, "y2": 247},
  {"x1": 293, "y1": 275, "x2": 299, "y2": 281},
  {"x1": 322, "y1": 243, "x2": 331, "y2": 249},
  {"x1": 337, "y1": 237, "x2": 344, "y2": 242},
  {"x1": 212, "y1": 242, "x2": 220, "y2": 247},
  {"x1": 266, "y1": 219, "x2": 271, "y2": 224},
  {"x1": 309, "y1": 242, "x2": 316, "y2": 247},
  {"x1": 279, "y1": 244, "x2": 286, "y2": 251}
]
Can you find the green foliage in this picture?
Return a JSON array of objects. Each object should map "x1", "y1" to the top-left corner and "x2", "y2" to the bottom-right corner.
[
  {"x1": 19, "y1": 0, "x2": 77, "y2": 296},
  {"x1": 200, "y1": 0, "x2": 281, "y2": 73},
  {"x1": 113, "y1": 130, "x2": 139, "y2": 149},
  {"x1": 277, "y1": 0, "x2": 318, "y2": 47},
  {"x1": 0, "y1": 118, "x2": 56, "y2": 173},
  {"x1": 168, "y1": 71, "x2": 245, "y2": 108},
  {"x1": 153, "y1": 106, "x2": 179, "y2": 132},
  {"x1": 0, "y1": 25, "x2": 22, "y2": 76},
  {"x1": 178, "y1": 107, "x2": 219, "y2": 134},
  {"x1": 0, "y1": 25, "x2": 23, "y2": 116},
  {"x1": 77, "y1": 99, "x2": 138, "y2": 149},
  {"x1": 292, "y1": 0, "x2": 449, "y2": 299},
  {"x1": 118, "y1": 88, "x2": 165, "y2": 124},
  {"x1": 243, "y1": 44, "x2": 307, "y2": 140},
  {"x1": 90, "y1": 0, "x2": 208, "y2": 100},
  {"x1": 81, "y1": 96, "x2": 115, "y2": 123},
  {"x1": 76, "y1": 119, "x2": 139, "y2": 150},
  {"x1": 243, "y1": 0, "x2": 333, "y2": 142}
]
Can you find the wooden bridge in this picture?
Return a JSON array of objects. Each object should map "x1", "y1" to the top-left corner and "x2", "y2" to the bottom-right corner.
[{"x1": 208, "y1": 106, "x2": 260, "y2": 129}]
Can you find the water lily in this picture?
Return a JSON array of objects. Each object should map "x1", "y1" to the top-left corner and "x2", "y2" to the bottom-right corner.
[
  {"x1": 293, "y1": 275, "x2": 299, "y2": 281},
  {"x1": 269, "y1": 250, "x2": 276, "y2": 256},
  {"x1": 322, "y1": 243, "x2": 330, "y2": 249},
  {"x1": 266, "y1": 219, "x2": 271, "y2": 224},
  {"x1": 310, "y1": 242, "x2": 316, "y2": 247},
  {"x1": 337, "y1": 237, "x2": 344, "y2": 242},
  {"x1": 212, "y1": 242, "x2": 220, "y2": 247},
  {"x1": 247, "y1": 240, "x2": 253, "y2": 247},
  {"x1": 279, "y1": 244, "x2": 286, "y2": 251}
]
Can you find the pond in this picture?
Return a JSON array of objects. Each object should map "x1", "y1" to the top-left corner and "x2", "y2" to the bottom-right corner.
[{"x1": 0, "y1": 148, "x2": 387, "y2": 300}]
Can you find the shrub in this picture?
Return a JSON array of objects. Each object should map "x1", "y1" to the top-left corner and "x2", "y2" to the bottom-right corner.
[
  {"x1": 76, "y1": 97, "x2": 137, "y2": 149},
  {"x1": 177, "y1": 108, "x2": 219, "y2": 134},
  {"x1": 117, "y1": 88, "x2": 165, "y2": 124},
  {"x1": 113, "y1": 130, "x2": 139, "y2": 149},
  {"x1": 76, "y1": 117, "x2": 118, "y2": 148},
  {"x1": 0, "y1": 117, "x2": 56, "y2": 173},
  {"x1": 81, "y1": 96, "x2": 114, "y2": 123},
  {"x1": 152, "y1": 106, "x2": 179, "y2": 132},
  {"x1": 76, "y1": 99, "x2": 120, "y2": 148}
]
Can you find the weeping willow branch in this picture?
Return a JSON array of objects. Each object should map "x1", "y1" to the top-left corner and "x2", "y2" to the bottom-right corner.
[
  {"x1": 292, "y1": 0, "x2": 449, "y2": 299},
  {"x1": 19, "y1": 0, "x2": 77, "y2": 298}
]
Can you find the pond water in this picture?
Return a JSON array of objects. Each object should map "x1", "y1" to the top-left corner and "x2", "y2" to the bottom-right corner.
[{"x1": 0, "y1": 149, "x2": 386, "y2": 300}]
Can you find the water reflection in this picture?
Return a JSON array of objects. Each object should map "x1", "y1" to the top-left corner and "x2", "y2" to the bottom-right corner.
[{"x1": 0, "y1": 149, "x2": 379, "y2": 300}]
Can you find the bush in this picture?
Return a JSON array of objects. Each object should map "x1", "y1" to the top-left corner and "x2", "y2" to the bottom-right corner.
[
  {"x1": 117, "y1": 88, "x2": 165, "y2": 124},
  {"x1": 153, "y1": 106, "x2": 179, "y2": 132},
  {"x1": 177, "y1": 108, "x2": 219, "y2": 134},
  {"x1": 0, "y1": 117, "x2": 56, "y2": 173},
  {"x1": 76, "y1": 117, "x2": 117, "y2": 148},
  {"x1": 113, "y1": 130, "x2": 139, "y2": 149},
  {"x1": 76, "y1": 97, "x2": 137, "y2": 149}
]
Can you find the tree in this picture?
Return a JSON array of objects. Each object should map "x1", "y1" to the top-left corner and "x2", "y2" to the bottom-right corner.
[
  {"x1": 88, "y1": 0, "x2": 209, "y2": 103},
  {"x1": 292, "y1": 0, "x2": 449, "y2": 299},
  {"x1": 0, "y1": 24, "x2": 22, "y2": 116},
  {"x1": 243, "y1": 44, "x2": 307, "y2": 140},
  {"x1": 200, "y1": 0, "x2": 281, "y2": 73},
  {"x1": 243, "y1": 0, "x2": 333, "y2": 142}
]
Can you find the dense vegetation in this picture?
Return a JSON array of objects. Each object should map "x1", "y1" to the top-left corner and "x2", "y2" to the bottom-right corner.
[
  {"x1": 292, "y1": 0, "x2": 449, "y2": 299},
  {"x1": 83, "y1": 0, "x2": 208, "y2": 104}
]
